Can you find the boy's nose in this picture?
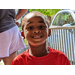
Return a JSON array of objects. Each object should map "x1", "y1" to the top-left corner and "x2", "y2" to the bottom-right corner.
[{"x1": 33, "y1": 30, "x2": 41, "y2": 33}]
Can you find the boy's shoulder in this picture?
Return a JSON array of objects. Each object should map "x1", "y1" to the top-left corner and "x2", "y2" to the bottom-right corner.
[
  {"x1": 48, "y1": 47, "x2": 67, "y2": 57},
  {"x1": 48, "y1": 47, "x2": 70, "y2": 65},
  {"x1": 49, "y1": 47, "x2": 63, "y2": 53},
  {"x1": 14, "y1": 50, "x2": 29, "y2": 60},
  {"x1": 12, "y1": 49, "x2": 30, "y2": 65}
]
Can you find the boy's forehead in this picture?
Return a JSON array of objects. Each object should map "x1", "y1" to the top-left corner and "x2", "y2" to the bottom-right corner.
[
  {"x1": 28, "y1": 16, "x2": 44, "y2": 22},
  {"x1": 24, "y1": 13, "x2": 46, "y2": 25},
  {"x1": 26, "y1": 17, "x2": 45, "y2": 25},
  {"x1": 22, "y1": 11, "x2": 50, "y2": 28}
]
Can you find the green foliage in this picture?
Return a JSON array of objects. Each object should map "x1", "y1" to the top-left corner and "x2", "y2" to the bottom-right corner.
[
  {"x1": 19, "y1": 26, "x2": 22, "y2": 30},
  {"x1": 24, "y1": 39, "x2": 28, "y2": 45},
  {"x1": 29, "y1": 9, "x2": 60, "y2": 17}
]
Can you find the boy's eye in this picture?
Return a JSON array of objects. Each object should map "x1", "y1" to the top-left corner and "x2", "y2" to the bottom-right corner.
[
  {"x1": 39, "y1": 25, "x2": 46, "y2": 29},
  {"x1": 27, "y1": 26, "x2": 33, "y2": 30}
]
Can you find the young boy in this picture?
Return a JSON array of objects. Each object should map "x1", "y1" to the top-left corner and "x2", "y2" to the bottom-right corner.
[{"x1": 12, "y1": 11, "x2": 70, "y2": 65}]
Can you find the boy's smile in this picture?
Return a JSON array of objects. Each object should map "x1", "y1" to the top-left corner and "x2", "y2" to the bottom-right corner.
[
  {"x1": 23, "y1": 16, "x2": 49, "y2": 46},
  {"x1": 31, "y1": 34, "x2": 42, "y2": 39},
  {"x1": 31, "y1": 34, "x2": 43, "y2": 42}
]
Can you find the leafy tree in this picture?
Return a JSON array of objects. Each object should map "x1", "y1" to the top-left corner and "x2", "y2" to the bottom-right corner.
[
  {"x1": 29, "y1": 9, "x2": 60, "y2": 16},
  {"x1": 29, "y1": 9, "x2": 60, "y2": 24}
]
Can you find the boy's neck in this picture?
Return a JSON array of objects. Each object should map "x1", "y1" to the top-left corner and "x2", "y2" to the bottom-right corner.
[{"x1": 29, "y1": 43, "x2": 49, "y2": 57}]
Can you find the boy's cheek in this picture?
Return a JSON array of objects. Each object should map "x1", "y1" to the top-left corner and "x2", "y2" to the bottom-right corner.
[{"x1": 24, "y1": 31, "x2": 29, "y2": 38}]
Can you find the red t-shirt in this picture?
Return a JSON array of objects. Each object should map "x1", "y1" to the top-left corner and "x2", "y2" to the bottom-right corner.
[{"x1": 12, "y1": 47, "x2": 70, "y2": 65}]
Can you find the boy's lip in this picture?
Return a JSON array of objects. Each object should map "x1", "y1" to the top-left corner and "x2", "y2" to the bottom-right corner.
[{"x1": 31, "y1": 35, "x2": 43, "y2": 39}]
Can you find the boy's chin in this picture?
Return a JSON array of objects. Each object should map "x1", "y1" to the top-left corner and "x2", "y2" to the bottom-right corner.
[{"x1": 29, "y1": 41, "x2": 46, "y2": 46}]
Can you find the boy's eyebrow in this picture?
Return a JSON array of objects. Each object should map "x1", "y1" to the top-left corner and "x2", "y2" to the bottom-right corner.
[
  {"x1": 38, "y1": 21, "x2": 45, "y2": 23},
  {"x1": 27, "y1": 22, "x2": 33, "y2": 25}
]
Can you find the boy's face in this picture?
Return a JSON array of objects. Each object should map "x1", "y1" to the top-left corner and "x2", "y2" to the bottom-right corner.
[{"x1": 23, "y1": 16, "x2": 50, "y2": 46}]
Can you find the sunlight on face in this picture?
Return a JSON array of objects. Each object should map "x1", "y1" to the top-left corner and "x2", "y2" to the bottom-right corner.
[{"x1": 26, "y1": 13, "x2": 34, "y2": 19}]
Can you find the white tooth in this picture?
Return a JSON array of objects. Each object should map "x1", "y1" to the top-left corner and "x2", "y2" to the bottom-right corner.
[{"x1": 34, "y1": 36, "x2": 40, "y2": 38}]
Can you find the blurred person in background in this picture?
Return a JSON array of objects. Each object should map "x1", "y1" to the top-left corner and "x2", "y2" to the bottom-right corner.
[{"x1": 0, "y1": 9, "x2": 28, "y2": 65}]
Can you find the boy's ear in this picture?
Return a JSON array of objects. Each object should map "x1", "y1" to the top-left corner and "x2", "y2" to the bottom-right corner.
[
  {"x1": 21, "y1": 31, "x2": 25, "y2": 39},
  {"x1": 48, "y1": 29, "x2": 51, "y2": 37}
]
